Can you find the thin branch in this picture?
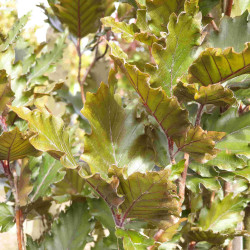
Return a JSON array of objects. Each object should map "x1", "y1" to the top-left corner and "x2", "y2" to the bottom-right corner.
[
  {"x1": 76, "y1": 38, "x2": 86, "y2": 104},
  {"x1": 167, "y1": 136, "x2": 176, "y2": 164},
  {"x1": 208, "y1": 13, "x2": 219, "y2": 32},
  {"x1": 225, "y1": 0, "x2": 233, "y2": 16},
  {"x1": 195, "y1": 104, "x2": 204, "y2": 127},
  {"x1": 178, "y1": 153, "x2": 189, "y2": 204}
]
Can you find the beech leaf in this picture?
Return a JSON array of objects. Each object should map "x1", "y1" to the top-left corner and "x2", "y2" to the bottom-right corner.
[
  {"x1": 173, "y1": 82, "x2": 236, "y2": 106},
  {"x1": 188, "y1": 43, "x2": 250, "y2": 86},
  {"x1": 145, "y1": 0, "x2": 185, "y2": 35},
  {"x1": 27, "y1": 32, "x2": 66, "y2": 83},
  {"x1": 175, "y1": 126, "x2": 225, "y2": 163},
  {"x1": 50, "y1": 0, "x2": 109, "y2": 38},
  {"x1": 0, "y1": 128, "x2": 40, "y2": 161},
  {"x1": 0, "y1": 203, "x2": 14, "y2": 232},
  {"x1": 149, "y1": 0, "x2": 201, "y2": 94},
  {"x1": 81, "y1": 82, "x2": 157, "y2": 178},
  {"x1": 0, "y1": 14, "x2": 29, "y2": 52},
  {"x1": 10, "y1": 106, "x2": 78, "y2": 169},
  {"x1": 110, "y1": 166, "x2": 180, "y2": 229},
  {"x1": 29, "y1": 154, "x2": 65, "y2": 203},
  {"x1": 208, "y1": 11, "x2": 250, "y2": 52},
  {"x1": 27, "y1": 202, "x2": 93, "y2": 250},
  {"x1": 112, "y1": 57, "x2": 190, "y2": 140},
  {"x1": 198, "y1": 194, "x2": 249, "y2": 232},
  {"x1": 116, "y1": 229, "x2": 154, "y2": 250},
  {"x1": 0, "y1": 69, "x2": 14, "y2": 114}
]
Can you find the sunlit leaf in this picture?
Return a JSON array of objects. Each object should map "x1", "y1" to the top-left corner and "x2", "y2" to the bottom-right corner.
[
  {"x1": 116, "y1": 229, "x2": 154, "y2": 250},
  {"x1": 198, "y1": 194, "x2": 249, "y2": 232},
  {"x1": 0, "y1": 14, "x2": 29, "y2": 52},
  {"x1": 173, "y1": 82, "x2": 236, "y2": 106},
  {"x1": 81, "y1": 82, "x2": 157, "y2": 178},
  {"x1": 188, "y1": 43, "x2": 250, "y2": 86},
  {"x1": 112, "y1": 57, "x2": 190, "y2": 141},
  {"x1": 10, "y1": 106, "x2": 78, "y2": 169},
  {"x1": 0, "y1": 203, "x2": 14, "y2": 232},
  {"x1": 145, "y1": 0, "x2": 185, "y2": 35},
  {"x1": 149, "y1": 0, "x2": 201, "y2": 94},
  {"x1": 102, "y1": 17, "x2": 139, "y2": 42},
  {"x1": 175, "y1": 126, "x2": 225, "y2": 163},
  {"x1": 0, "y1": 69, "x2": 14, "y2": 114},
  {"x1": 110, "y1": 166, "x2": 180, "y2": 229},
  {"x1": 0, "y1": 128, "x2": 40, "y2": 161},
  {"x1": 27, "y1": 32, "x2": 66, "y2": 83}
]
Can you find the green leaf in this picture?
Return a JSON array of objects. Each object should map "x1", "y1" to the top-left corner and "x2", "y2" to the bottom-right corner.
[
  {"x1": 208, "y1": 11, "x2": 250, "y2": 53},
  {"x1": 188, "y1": 43, "x2": 250, "y2": 86},
  {"x1": 198, "y1": 194, "x2": 249, "y2": 232},
  {"x1": 116, "y1": 229, "x2": 154, "y2": 250},
  {"x1": 186, "y1": 176, "x2": 221, "y2": 193},
  {"x1": 27, "y1": 32, "x2": 66, "y2": 83},
  {"x1": 101, "y1": 17, "x2": 139, "y2": 42},
  {"x1": 27, "y1": 201, "x2": 93, "y2": 250},
  {"x1": 10, "y1": 106, "x2": 78, "y2": 169},
  {"x1": 0, "y1": 69, "x2": 14, "y2": 114},
  {"x1": 110, "y1": 166, "x2": 180, "y2": 229},
  {"x1": 50, "y1": 0, "x2": 107, "y2": 38},
  {"x1": 203, "y1": 108, "x2": 250, "y2": 170},
  {"x1": 0, "y1": 203, "x2": 14, "y2": 232},
  {"x1": 0, "y1": 128, "x2": 40, "y2": 161},
  {"x1": 145, "y1": 0, "x2": 185, "y2": 35},
  {"x1": 173, "y1": 82, "x2": 236, "y2": 106},
  {"x1": 168, "y1": 160, "x2": 186, "y2": 181},
  {"x1": 112, "y1": 57, "x2": 190, "y2": 141},
  {"x1": 81, "y1": 82, "x2": 157, "y2": 179},
  {"x1": 0, "y1": 14, "x2": 29, "y2": 52},
  {"x1": 175, "y1": 126, "x2": 225, "y2": 163},
  {"x1": 29, "y1": 153, "x2": 65, "y2": 203},
  {"x1": 149, "y1": 0, "x2": 201, "y2": 95}
]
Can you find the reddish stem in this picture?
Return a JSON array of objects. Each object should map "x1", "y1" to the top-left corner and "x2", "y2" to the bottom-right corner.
[
  {"x1": 179, "y1": 153, "x2": 189, "y2": 204},
  {"x1": 225, "y1": 0, "x2": 233, "y2": 16}
]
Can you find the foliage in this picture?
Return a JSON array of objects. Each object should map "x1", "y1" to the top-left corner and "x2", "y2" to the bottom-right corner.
[{"x1": 0, "y1": 0, "x2": 249, "y2": 249}]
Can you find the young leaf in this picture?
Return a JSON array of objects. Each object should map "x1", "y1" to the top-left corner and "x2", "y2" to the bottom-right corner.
[
  {"x1": 208, "y1": 11, "x2": 250, "y2": 52},
  {"x1": 145, "y1": 0, "x2": 185, "y2": 35},
  {"x1": 0, "y1": 128, "x2": 40, "y2": 161},
  {"x1": 50, "y1": 0, "x2": 106, "y2": 38},
  {"x1": 27, "y1": 202, "x2": 93, "y2": 250},
  {"x1": 112, "y1": 57, "x2": 190, "y2": 140},
  {"x1": 29, "y1": 154, "x2": 65, "y2": 203},
  {"x1": 101, "y1": 17, "x2": 139, "y2": 42},
  {"x1": 0, "y1": 203, "x2": 14, "y2": 232},
  {"x1": 27, "y1": 32, "x2": 66, "y2": 83},
  {"x1": 175, "y1": 126, "x2": 225, "y2": 163},
  {"x1": 116, "y1": 229, "x2": 154, "y2": 250},
  {"x1": 0, "y1": 14, "x2": 29, "y2": 52},
  {"x1": 149, "y1": 0, "x2": 201, "y2": 94},
  {"x1": 10, "y1": 107, "x2": 78, "y2": 169},
  {"x1": 110, "y1": 166, "x2": 180, "y2": 229},
  {"x1": 173, "y1": 82, "x2": 236, "y2": 106},
  {"x1": 198, "y1": 194, "x2": 249, "y2": 232},
  {"x1": 188, "y1": 43, "x2": 250, "y2": 86},
  {"x1": 81, "y1": 82, "x2": 157, "y2": 178},
  {"x1": 0, "y1": 69, "x2": 14, "y2": 114}
]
